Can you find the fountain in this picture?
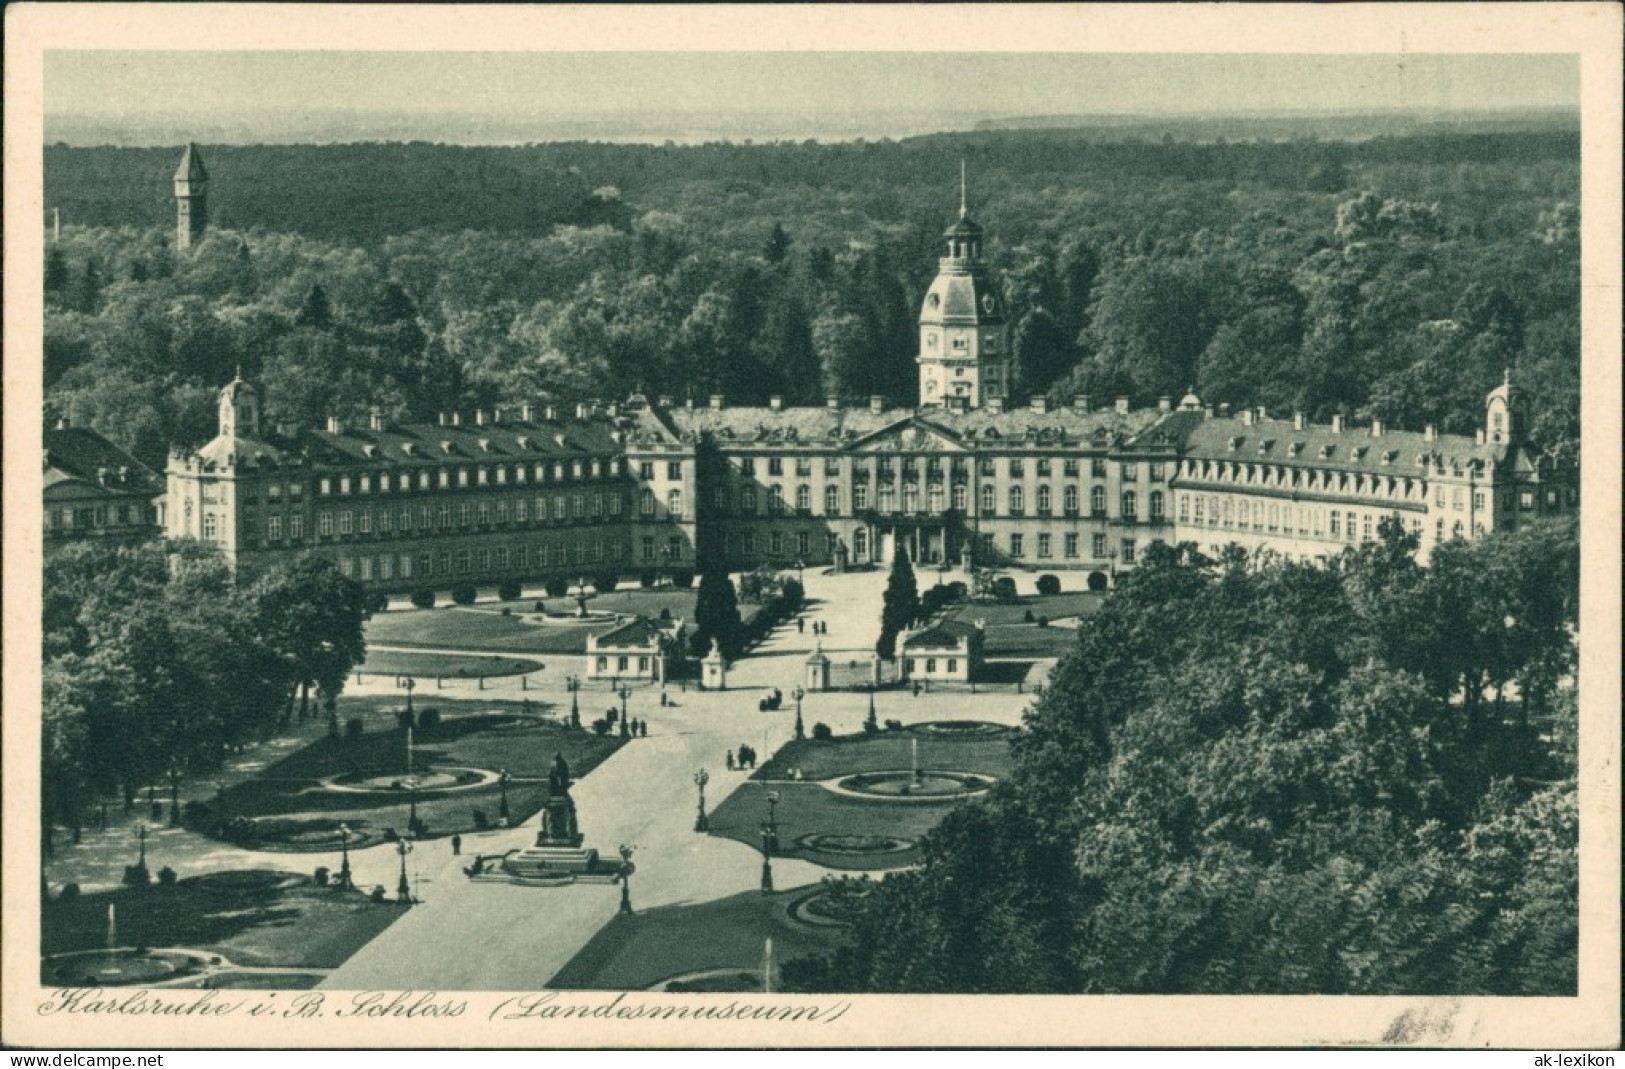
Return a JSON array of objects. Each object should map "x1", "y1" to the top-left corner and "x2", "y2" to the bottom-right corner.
[
  {"x1": 911, "y1": 738, "x2": 923, "y2": 786},
  {"x1": 106, "y1": 903, "x2": 116, "y2": 950}
]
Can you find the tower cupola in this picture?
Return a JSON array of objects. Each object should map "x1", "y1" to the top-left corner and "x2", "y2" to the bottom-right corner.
[
  {"x1": 916, "y1": 163, "x2": 1009, "y2": 409},
  {"x1": 1485, "y1": 368, "x2": 1526, "y2": 446},
  {"x1": 217, "y1": 367, "x2": 260, "y2": 440}
]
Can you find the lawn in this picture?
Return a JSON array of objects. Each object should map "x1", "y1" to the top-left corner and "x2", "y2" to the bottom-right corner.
[
  {"x1": 946, "y1": 591, "x2": 1103, "y2": 659},
  {"x1": 366, "y1": 608, "x2": 602, "y2": 654},
  {"x1": 547, "y1": 887, "x2": 848, "y2": 991},
  {"x1": 210, "y1": 702, "x2": 624, "y2": 845},
  {"x1": 42, "y1": 869, "x2": 404, "y2": 977},
  {"x1": 705, "y1": 725, "x2": 1015, "y2": 870},
  {"x1": 359, "y1": 650, "x2": 544, "y2": 678}
]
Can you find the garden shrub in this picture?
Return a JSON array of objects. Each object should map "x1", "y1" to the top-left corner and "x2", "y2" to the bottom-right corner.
[
  {"x1": 812, "y1": 722, "x2": 833, "y2": 740},
  {"x1": 366, "y1": 590, "x2": 390, "y2": 614},
  {"x1": 1023, "y1": 609, "x2": 1035, "y2": 623},
  {"x1": 346, "y1": 717, "x2": 364, "y2": 739},
  {"x1": 640, "y1": 570, "x2": 658, "y2": 589},
  {"x1": 991, "y1": 576, "x2": 1018, "y2": 601},
  {"x1": 123, "y1": 864, "x2": 151, "y2": 888},
  {"x1": 370, "y1": 885, "x2": 387, "y2": 902},
  {"x1": 592, "y1": 717, "x2": 612, "y2": 736},
  {"x1": 450, "y1": 582, "x2": 478, "y2": 606},
  {"x1": 501, "y1": 606, "x2": 512, "y2": 616},
  {"x1": 1036, "y1": 573, "x2": 1062, "y2": 596},
  {"x1": 418, "y1": 708, "x2": 441, "y2": 732},
  {"x1": 410, "y1": 588, "x2": 436, "y2": 610},
  {"x1": 1036, "y1": 615, "x2": 1049, "y2": 628},
  {"x1": 314, "y1": 866, "x2": 330, "y2": 886},
  {"x1": 659, "y1": 607, "x2": 672, "y2": 621},
  {"x1": 472, "y1": 808, "x2": 489, "y2": 830},
  {"x1": 156, "y1": 866, "x2": 178, "y2": 887},
  {"x1": 671, "y1": 569, "x2": 696, "y2": 589},
  {"x1": 59, "y1": 882, "x2": 81, "y2": 902},
  {"x1": 545, "y1": 576, "x2": 569, "y2": 598},
  {"x1": 594, "y1": 570, "x2": 620, "y2": 596},
  {"x1": 884, "y1": 719, "x2": 903, "y2": 732},
  {"x1": 534, "y1": 599, "x2": 546, "y2": 612},
  {"x1": 497, "y1": 579, "x2": 522, "y2": 601},
  {"x1": 396, "y1": 708, "x2": 416, "y2": 730}
]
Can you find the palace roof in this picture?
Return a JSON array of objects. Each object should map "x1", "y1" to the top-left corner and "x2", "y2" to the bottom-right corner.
[
  {"x1": 1170, "y1": 412, "x2": 1494, "y2": 476},
  {"x1": 44, "y1": 426, "x2": 162, "y2": 496},
  {"x1": 902, "y1": 620, "x2": 982, "y2": 650}
]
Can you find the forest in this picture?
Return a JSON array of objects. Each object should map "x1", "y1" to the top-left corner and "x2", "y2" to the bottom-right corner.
[
  {"x1": 782, "y1": 518, "x2": 1580, "y2": 995},
  {"x1": 41, "y1": 128, "x2": 1579, "y2": 473}
]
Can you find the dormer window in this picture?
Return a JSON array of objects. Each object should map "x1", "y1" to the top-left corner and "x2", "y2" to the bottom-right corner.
[
  {"x1": 516, "y1": 435, "x2": 530, "y2": 450},
  {"x1": 440, "y1": 440, "x2": 453, "y2": 453},
  {"x1": 362, "y1": 444, "x2": 377, "y2": 458},
  {"x1": 1228, "y1": 437, "x2": 1244, "y2": 451},
  {"x1": 402, "y1": 442, "x2": 416, "y2": 456},
  {"x1": 1352, "y1": 446, "x2": 1368, "y2": 460},
  {"x1": 1258, "y1": 439, "x2": 1273, "y2": 454},
  {"x1": 479, "y1": 438, "x2": 492, "y2": 453},
  {"x1": 1288, "y1": 442, "x2": 1304, "y2": 456},
  {"x1": 1381, "y1": 450, "x2": 1398, "y2": 465},
  {"x1": 1319, "y1": 445, "x2": 1334, "y2": 459}
]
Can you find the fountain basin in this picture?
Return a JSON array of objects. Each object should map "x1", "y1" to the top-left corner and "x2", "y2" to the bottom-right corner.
[
  {"x1": 318, "y1": 766, "x2": 504, "y2": 795},
  {"x1": 824, "y1": 770, "x2": 995, "y2": 802}
]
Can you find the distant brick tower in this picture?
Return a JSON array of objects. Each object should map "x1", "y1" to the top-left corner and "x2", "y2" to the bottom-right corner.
[{"x1": 173, "y1": 143, "x2": 209, "y2": 251}]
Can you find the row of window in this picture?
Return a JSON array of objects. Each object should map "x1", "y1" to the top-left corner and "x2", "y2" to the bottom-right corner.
[
  {"x1": 979, "y1": 531, "x2": 1147, "y2": 563},
  {"x1": 46, "y1": 503, "x2": 154, "y2": 530},
  {"x1": 726, "y1": 529, "x2": 827, "y2": 559},
  {"x1": 696, "y1": 483, "x2": 1165, "y2": 520},
  {"x1": 727, "y1": 456, "x2": 1158, "y2": 480},
  {"x1": 263, "y1": 493, "x2": 626, "y2": 543},
  {"x1": 306, "y1": 457, "x2": 620, "y2": 499},
  {"x1": 335, "y1": 539, "x2": 628, "y2": 581},
  {"x1": 1176, "y1": 493, "x2": 1427, "y2": 544}
]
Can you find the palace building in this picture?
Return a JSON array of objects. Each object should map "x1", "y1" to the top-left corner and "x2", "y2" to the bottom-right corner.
[{"x1": 159, "y1": 149, "x2": 1575, "y2": 591}]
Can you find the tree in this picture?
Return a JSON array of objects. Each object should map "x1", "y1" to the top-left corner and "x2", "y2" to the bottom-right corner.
[
  {"x1": 876, "y1": 548, "x2": 919, "y2": 659},
  {"x1": 295, "y1": 282, "x2": 333, "y2": 329},
  {"x1": 248, "y1": 554, "x2": 368, "y2": 730},
  {"x1": 693, "y1": 569, "x2": 743, "y2": 660}
]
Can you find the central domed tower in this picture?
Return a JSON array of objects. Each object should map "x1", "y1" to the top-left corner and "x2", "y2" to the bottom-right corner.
[{"x1": 917, "y1": 165, "x2": 1009, "y2": 409}]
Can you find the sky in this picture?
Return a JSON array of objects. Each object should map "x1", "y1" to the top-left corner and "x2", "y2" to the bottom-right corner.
[{"x1": 44, "y1": 51, "x2": 1579, "y2": 143}]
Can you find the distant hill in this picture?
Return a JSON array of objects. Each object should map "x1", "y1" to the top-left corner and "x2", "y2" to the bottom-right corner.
[{"x1": 974, "y1": 108, "x2": 1579, "y2": 142}]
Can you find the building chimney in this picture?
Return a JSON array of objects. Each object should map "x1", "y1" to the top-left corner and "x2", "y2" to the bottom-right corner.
[
  {"x1": 1424, "y1": 424, "x2": 1437, "y2": 441},
  {"x1": 1029, "y1": 396, "x2": 1047, "y2": 414},
  {"x1": 451, "y1": 412, "x2": 462, "y2": 427},
  {"x1": 575, "y1": 403, "x2": 590, "y2": 420},
  {"x1": 437, "y1": 412, "x2": 448, "y2": 426},
  {"x1": 986, "y1": 397, "x2": 1004, "y2": 414},
  {"x1": 55, "y1": 414, "x2": 70, "y2": 430},
  {"x1": 369, "y1": 409, "x2": 384, "y2": 432},
  {"x1": 1204, "y1": 404, "x2": 1215, "y2": 418},
  {"x1": 1240, "y1": 409, "x2": 1254, "y2": 427},
  {"x1": 475, "y1": 410, "x2": 488, "y2": 427},
  {"x1": 770, "y1": 395, "x2": 783, "y2": 411},
  {"x1": 606, "y1": 402, "x2": 620, "y2": 418},
  {"x1": 1158, "y1": 395, "x2": 1171, "y2": 412},
  {"x1": 710, "y1": 394, "x2": 725, "y2": 410},
  {"x1": 869, "y1": 395, "x2": 885, "y2": 414},
  {"x1": 826, "y1": 396, "x2": 841, "y2": 410},
  {"x1": 1114, "y1": 396, "x2": 1131, "y2": 415},
  {"x1": 1073, "y1": 395, "x2": 1091, "y2": 412},
  {"x1": 1475, "y1": 428, "x2": 1486, "y2": 445},
  {"x1": 520, "y1": 404, "x2": 534, "y2": 422},
  {"x1": 1292, "y1": 411, "x2": 1305, "y2": 431},
  {"x1": 1331, "y1": 414, "x2": 1345, "y2": 434},
  {"x1": 1371, "y1": 418, "x2": 1385, "y2": 437},
  {"x1": 1256, "y1": 406, "x2": 1268, "y2": 423},
  {"x1": 658, "y1": 395, "x2": 674, "y2": 409},
  {"x1": 326, "y1": 416, "x2": 343, "y2": 435},
  {"x1": 1218, "y1": 403, "x2": 1232, "y2": 419},
  {"x1": 492, "y1": 407, "x2": 504, "y2": 424},
  {"x1": 96, "y1": 466, "x2": 109, "y2": 485}
]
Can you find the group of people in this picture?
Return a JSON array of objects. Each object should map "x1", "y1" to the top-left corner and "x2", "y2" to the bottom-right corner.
[
  {"x1": 758, "y1": 689, "x2": 784, "y2": 712},
  {"x1": 609, "y1": 712, "x2": 650, "y2": 737},
  {"x1": 726, "y1": 745, "x2": 758, "y2": 770},
  {"x1": 795, "y1": 618, "x2": 829, "y2": 637}
]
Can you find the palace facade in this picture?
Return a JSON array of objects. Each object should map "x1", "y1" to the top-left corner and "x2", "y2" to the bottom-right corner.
[{"x1": 160, "y1": 150, "x2": 1575, "y2": 590}]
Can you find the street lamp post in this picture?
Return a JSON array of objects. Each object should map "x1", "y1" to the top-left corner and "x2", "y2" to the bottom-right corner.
[
  {"x1": 618, "y1": 685, "x2": 632, "y2": 739},
  {"x1": 792, "y1": 686, "x2": 806, "y2": 741},
  {"x1": 404, "y1": 776, "x2": 420, "y2": 835},
  {"x1": 566, "y1": 675, "x2": 581, "y2": 730},
  {"x1": 396, "y1": 836, "x2": 413, "y2": 904},
  {"x1": 618, "y1": 844, "x2": 635, "y2": 914},
  {"x1": 498, "y1": 769, "x2": 511, "y2": 822},
  {"x1": 759, "y1": 790, "x2": 780, "y2": 894},
  {"x1": 337, "y1": 823, "x2": 353, "y2": 889},
  {"x1": 693, "y1": 768, "x2": 710, "y2": 832},
  {"x1": 133, "y1": 822, "x2": 148, "y2": 870}
]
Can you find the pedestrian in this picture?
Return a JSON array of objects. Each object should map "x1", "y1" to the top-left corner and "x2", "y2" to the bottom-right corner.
[
  {"x1": 727, "y1": 750, "x2": 736, "y2": 771},
  {"x1": 797, "y1": 618, "x2": 805, "y2": 634},
  {"x1": 451, "y1": 833, "x2": 462, "y2": 856},
  {"x1": 640, "y1": 720, "x2": 648, "y2": 738}
]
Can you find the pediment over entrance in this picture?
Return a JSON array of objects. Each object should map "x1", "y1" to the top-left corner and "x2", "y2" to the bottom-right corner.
[{"x1": 848, "y1": 417, "x2": 967, "y2": 454}]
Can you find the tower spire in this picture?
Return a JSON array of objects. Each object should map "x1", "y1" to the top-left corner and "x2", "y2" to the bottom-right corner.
[{"x1": 959, "y1": 159, "x2": 968, "y2": 219}]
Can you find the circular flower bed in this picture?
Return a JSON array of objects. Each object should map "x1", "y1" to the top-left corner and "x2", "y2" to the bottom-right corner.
[
  {"x1": 319, "y1": 766, "x2": 500, "y2": 795},
  {"x1": 911, "y1": 720, "x2": 1012, "y2": 737},
  {"x1": 653, "y1": 969, "x2": 764, "y2": 993},
  {"x1": 790, "y1": 886, "x2": 874, "y2": 928},
  {"x1": 221, "y1": 818, "x2": 386, "y2": 854},
  {"x1": 835, "y1": 770, "x2": 995, "y2": 799},
  {"x1": 795, "y1": 832, "x2": 916, "y2": 856}
]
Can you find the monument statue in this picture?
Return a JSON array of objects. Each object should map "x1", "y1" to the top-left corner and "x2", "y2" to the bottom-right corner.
[
  {"x1": 537, "y1": 751, "x2": 583, "y2": 848},
  {"x1": 548, "y1": 752, "x2": 573, "y2": 796}
]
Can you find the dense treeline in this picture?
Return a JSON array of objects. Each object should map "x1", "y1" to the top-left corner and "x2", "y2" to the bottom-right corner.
[
  {"x1": 783, "y1": 519, "x2": 1579, "y2": 995},
  {"x1": 43, "y1": 130, "x2": 1578, "y2": 473},
  {"x1": 42, "y1": 544, "x2": 367, "y2": 851}
]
